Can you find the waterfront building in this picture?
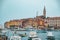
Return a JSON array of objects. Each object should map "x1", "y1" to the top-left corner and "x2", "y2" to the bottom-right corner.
[
  {"x1": 46, "y1": 17, "x2": 60, "y2": 29},
  {"x1": 4, "y1": 20, "x2": 23, "y2": 28}
]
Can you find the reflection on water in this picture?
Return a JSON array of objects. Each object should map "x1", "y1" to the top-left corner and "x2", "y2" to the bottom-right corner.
[{"x1": 1, "y1": 29, "x2": 60, "y2": 40}]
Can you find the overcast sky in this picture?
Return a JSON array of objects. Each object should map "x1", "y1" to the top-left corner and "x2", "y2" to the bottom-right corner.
[{"x1": 0, "y1": 0, "x2": 60, "y2": 26}]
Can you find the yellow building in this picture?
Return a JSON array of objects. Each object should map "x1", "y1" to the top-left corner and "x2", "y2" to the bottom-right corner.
[{"x1": 4, "y1": 20, "x2": 23, "y2": 28}]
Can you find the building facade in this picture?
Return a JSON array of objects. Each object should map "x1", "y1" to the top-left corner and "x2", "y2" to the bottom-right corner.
[
  {"x1": 4, "y1": 17, "x2": 45, "y2": 29},
  {"x1": 46, "y1": 17, "x2": 60, "y2": 29}
]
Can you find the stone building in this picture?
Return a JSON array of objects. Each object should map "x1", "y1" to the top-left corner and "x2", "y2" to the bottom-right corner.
[{"x1": 46, "y1": 17, "x2": 60, "y2": 29}]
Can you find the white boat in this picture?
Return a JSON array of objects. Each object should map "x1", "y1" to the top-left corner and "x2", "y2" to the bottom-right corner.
[
  {"x1": 29, "y1": 31, "x2": 37, "y2": 37},
  {"x1": 32, "y1": 37, "x2": 41, "y2": 40},
  {"x1": 11, "y1": 28, "x2": 26, "y2": 31},
  {"x1": 1, "y1": 29, "x2": 8, "y2": 35},
  {"x1": 10, "y1": 36, "x2": 21, "y2": 40},
  {"x1": 25, "y1": 26, "x2": 35, "y2": 31},
  {"x1": 28, "y1": 31, "x2": 41, "y2": 40},
  {"x1": 47, "y1": 32, "x2": 55, "y2": 40},
  {"x1": 47, "y1": 32, "x2": 54, "y2": 36}
]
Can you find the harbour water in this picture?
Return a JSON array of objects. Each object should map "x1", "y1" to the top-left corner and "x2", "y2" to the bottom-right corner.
[{"x1": 1, "y1": 29, "x2": 60, "y2": 40}]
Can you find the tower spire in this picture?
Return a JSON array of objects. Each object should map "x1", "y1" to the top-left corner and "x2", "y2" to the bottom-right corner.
[{"x1": 43, "y1": 6, "x2": 46, "y2": 18}]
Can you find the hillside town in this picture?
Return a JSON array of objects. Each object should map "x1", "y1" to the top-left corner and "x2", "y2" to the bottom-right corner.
[
  {"x1": 4, "y1": 6, "x2": 60, "y2": 30},
  {"x1": 0, "y1": 0, "x2": 60, "y2": 40}
]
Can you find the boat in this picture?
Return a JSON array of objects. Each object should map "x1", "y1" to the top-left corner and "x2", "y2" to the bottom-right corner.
[
  {"x1": 0, "y1": 35, "x2": 8, "y2": 40},
  {"x1": 24, "y1": 25, "x2": 37, "y2": 31},
  {"x1": 46, "y1": 32, "x2": 55, "y2": 40},
  {"x1": 32, "y1": 37, "x2": 41, "y2": 40},
  {"x1": 18, "y1": 33, "x2": 27, "y2": 37},
  {"x1": 11, "y1": 28, "x2": 26, "y2": 31},
  {"x1": 28, "y1": 31, "x2": 41, "y2": 40},
  {"x1": 12, "y1": 30, "x2": 27, "y2": 37},
  {"x1": 10, "y1": 36, "x2": 21, "y2": 40}
]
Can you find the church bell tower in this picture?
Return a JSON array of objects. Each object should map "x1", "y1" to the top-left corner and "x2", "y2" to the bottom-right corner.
[{"x1": 43, "y1": 6, "x2": 46, "y2": 18}]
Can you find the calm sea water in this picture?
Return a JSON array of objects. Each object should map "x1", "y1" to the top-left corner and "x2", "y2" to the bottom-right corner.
[{"x1": 4, "y1": 29, "x2": 60, "y2": 40}]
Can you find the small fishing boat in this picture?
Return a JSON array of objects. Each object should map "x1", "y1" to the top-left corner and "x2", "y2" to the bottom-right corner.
[
  {"x1": 18, "y1": 33, "x2": 27, "y2": 37},
  {"x1": 0, "y1": 35, "x2": 8, "y2": 40},
  {"x1": 25, "y1": 26, "x2": 35, "y2": 31},
  {"x1": 10, "y1": 36, "x2": 21, "y2": 40},
  {"x1": 28, "y1": 31, "x2": 41, "y2": 40},
  {"x1": 32, "y1": 37, "x2": 41, "y2": 40},
  {"x1": 46, "y1": 32, "x2": 55, "y2": 40}
]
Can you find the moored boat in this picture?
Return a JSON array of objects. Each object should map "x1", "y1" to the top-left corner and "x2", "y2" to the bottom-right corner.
[
  {"x1": 10, "y1": 36, "x2": 21, "y2": 40},
  {"x1": 46, "y1": 32, "x2": 55, "y2": 40},
  {"x1": 0, "y1": 35, "x2": 8, "y2": 40},
  {"x1": 28, "y1": 31, "x2": 41, "y2": 40}
]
